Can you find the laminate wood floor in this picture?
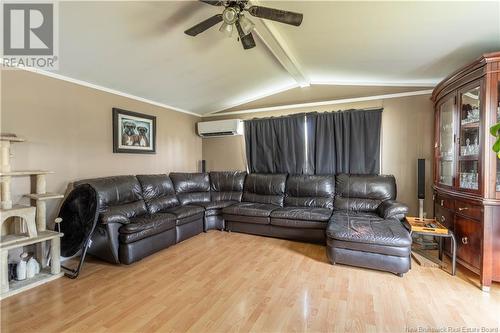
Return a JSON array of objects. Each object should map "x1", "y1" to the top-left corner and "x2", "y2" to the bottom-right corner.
[{"x1": 2, "y1": 231, "x2": 500, "y2": 333}]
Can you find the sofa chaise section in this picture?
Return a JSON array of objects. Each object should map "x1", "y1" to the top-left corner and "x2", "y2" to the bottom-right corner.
[{"x1": 326, "y1": 174, "x2": 411, "y2": 275}]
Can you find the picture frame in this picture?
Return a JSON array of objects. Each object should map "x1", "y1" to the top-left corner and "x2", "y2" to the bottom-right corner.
[{"x1": 112, "y1": 108, "x2": 156, "y2": 154}]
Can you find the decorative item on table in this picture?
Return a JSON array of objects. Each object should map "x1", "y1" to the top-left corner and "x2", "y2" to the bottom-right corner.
[
  {"x1": 406, "y1": 217, "x2": 448, "y2": 234},
  {"x1": 112, "y1": 108, "x2": 156, "y2": 154}
]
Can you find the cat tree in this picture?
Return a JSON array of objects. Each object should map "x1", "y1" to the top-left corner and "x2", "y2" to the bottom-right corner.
[{"x1": 0, "y1": 134, "x2": 64, "y2": 299}]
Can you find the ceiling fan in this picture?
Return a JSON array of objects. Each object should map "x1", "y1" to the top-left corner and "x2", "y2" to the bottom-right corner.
[{"x1": 184, "y1": 0, "x2": 303, "y2": 50}]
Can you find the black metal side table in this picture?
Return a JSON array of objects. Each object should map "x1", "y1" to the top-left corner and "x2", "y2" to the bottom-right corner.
[{"x1": 406, "y1": 217, "x2": 457, "y2": 276}]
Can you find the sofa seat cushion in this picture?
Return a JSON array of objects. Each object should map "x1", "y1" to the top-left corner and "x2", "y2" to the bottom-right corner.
[
  {"x1": 119, "y1": 213, "x2": 176, "y2": 244},
  {"x1": 222, "y1": 202, "x2": 279, "y2": 217},
  {"x1": 194, "y1": 200, "x2": 238, "y2": 217},
  {"x1": 196, "y1": 200, "x2": 238, "y2": 210},
  {"x1": 164, "y1": 205, "x2": 205, "y2": 219},
  {"x1": 327, "y1": 214, "x2": 411, "y2": 249},
  {"x1": 270, "y1": 218, "x2": 327, "y2": 229},
  {"x1": 330, "y1": 210, "x2": 383, "y2": 220},
  {"x1": 223, "y1": 214, "x2": 269, "y2": 225},
  {"x1": 270, "y1": 207, "x2": 332, "y2": 222}
]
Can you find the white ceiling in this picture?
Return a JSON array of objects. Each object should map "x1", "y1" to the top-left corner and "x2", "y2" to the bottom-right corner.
[
  {"x1": 271, "y1": 1, "x2": 500, "y2": 85},
  {"x1": 54, "y1": 1, "x2": 500, "y2": 115}
]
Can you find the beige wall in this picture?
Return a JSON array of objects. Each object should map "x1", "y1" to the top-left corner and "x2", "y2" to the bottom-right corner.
[
  {"x1": 1, "y1": 69, "x2": 202, "y2": 224},
  {"x1": 202, "y1": 94, "x2": 435, "y2": 216}
]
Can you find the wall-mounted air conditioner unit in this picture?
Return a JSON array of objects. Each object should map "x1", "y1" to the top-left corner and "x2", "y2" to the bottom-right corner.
[{"x1": 197, "y1": 119, "x2": 243, "y2": 137}]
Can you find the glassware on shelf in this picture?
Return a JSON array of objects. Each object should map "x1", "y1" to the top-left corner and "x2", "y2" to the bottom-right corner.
[
  {"x1": 461, "y1": 87, "x2": 480, "y2": 126},
  {"x1": 460, "y1": 137, "x2": 480, "y2": 156},
  {"x1": 459, "y1": 172, "x2": 479, "y2": 190},
  {"x1": 459, "y1": 160, "x2": 479, "y2": 190},
  {"x1": 461, "y1": 105, "x2": 480, "y2": 125}
]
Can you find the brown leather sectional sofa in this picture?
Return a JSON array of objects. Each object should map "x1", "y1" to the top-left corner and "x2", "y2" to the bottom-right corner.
[{"x1": 59, "y1": 171, "x2": 412, "y2": 276}]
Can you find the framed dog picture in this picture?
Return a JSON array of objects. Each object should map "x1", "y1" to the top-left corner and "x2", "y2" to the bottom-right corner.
[{"x1": 112, "y1": 108, "x2": 156, "y2": 154}]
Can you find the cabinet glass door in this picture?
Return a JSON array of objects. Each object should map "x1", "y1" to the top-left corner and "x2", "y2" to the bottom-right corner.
[
  {"x1": 496, "y1": 81, "x2": 500, "y2": 192},
  {"x1": 459, "y1": 86, "x2": 480, "y2": 191},
  {"x1": 438, "y1": 97, "x2": 455, "y2": 186}
]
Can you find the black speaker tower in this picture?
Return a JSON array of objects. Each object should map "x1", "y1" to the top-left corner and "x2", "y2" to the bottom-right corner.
[{"x1": 417, "y1": 159, "x2": 425, "y2": 218}]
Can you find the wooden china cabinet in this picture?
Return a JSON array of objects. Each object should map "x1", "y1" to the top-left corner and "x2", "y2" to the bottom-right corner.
[{"x1": 432, "y1": 52, "x2": 500, "y2": 291}]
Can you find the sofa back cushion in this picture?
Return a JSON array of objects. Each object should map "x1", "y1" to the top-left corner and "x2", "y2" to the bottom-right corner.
[
  {"x1": 74, "y1": 175, "x2": 147, "y2": 222},
  {"x1": 242, "y1": 173, "x2": 287, "y2": 206},
  {"x1": 137, "y1": 174, "x2": 179, "y2": 214},
  {"x1": 334, "y1": 174, "x2": 396, "y2": 212},
  {"x1": 210, "y1": 171, "x2": 247, "y2": 202},
  {"x1": 285, "y1": 175, "x2": 335, "y2": 209},
  {"x1": 170, "y1": 172, "x2": 210, "y2": 205}
]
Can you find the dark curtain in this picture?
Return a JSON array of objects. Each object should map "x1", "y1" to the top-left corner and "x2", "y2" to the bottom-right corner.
[
  {"x1": 314, "y1": 108, "x2": 382, "y2": 174},
  {"x1": 244, "y1": 118, "x2": 276, "y2": 173},
  {"x1": 244, "y1": 113, "x2": 314, "y2": 174}
]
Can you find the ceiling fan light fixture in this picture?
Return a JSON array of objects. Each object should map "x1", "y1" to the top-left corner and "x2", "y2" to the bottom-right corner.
[
  {"x1": 222, "y1": 7, "x2": 239, "y2": 24},
  {"x1": 238, "y1": 15, "x2": 255, "y2": 35},
  {"x1": 219, "y1": 22, "x2": 234, "y2": 37}
]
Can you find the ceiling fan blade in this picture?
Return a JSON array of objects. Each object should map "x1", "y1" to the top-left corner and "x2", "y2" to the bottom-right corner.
[
  {"x1": 199, "y1": 0, "x2": 225, "y2": 6},
  {"x1": 184, "y1": 14, "x2": 223, "y2": 36},
  {"x1": 247, "y1": 6, "x2": 303, "y2": 26},
  {"x1": 235, "y1": 21, "x2": 256, "y2": 50}
]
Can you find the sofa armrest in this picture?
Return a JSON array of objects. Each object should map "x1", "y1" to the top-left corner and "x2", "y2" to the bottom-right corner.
[
  {"x1": 99, "y1": 212, "x2": 130, "y2": 225},
  {"x1": 377, "y1": 200, "x2": 409, "y2": 220}
]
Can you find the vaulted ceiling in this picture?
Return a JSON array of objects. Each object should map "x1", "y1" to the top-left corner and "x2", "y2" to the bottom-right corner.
[{"x1": 54, "y1": 1, "x2": 500, "y2": 115}]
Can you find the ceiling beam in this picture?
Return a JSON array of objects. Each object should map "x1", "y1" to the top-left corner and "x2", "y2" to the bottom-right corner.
[
  {"x1": 249, "y1": 1, "x2": 309, "y2": 87},
  {"x1": 203, "y1": 89, "x2": 433, "y2": 117}
]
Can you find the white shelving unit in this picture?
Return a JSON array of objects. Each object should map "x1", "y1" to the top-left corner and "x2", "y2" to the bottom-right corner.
[{"x1": 0, "y1": 134, "x2": 64, "y2": 300}]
